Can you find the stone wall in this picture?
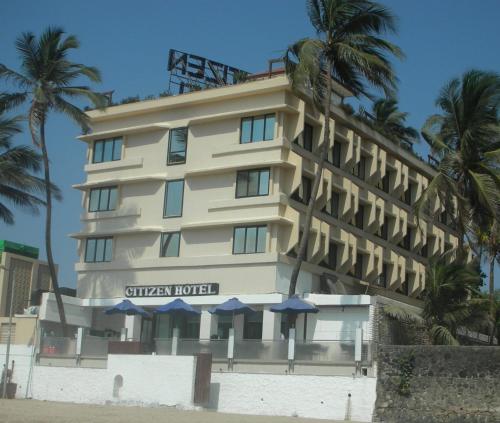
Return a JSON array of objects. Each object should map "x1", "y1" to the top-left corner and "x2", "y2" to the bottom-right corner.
[{"x1": 375, "y1": 345, "x2": 500, "y2": 423}]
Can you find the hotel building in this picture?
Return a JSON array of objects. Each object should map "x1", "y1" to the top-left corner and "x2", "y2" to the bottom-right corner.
[{"x1": 67, "y1": 72, "x2": 460, "y2": 346}]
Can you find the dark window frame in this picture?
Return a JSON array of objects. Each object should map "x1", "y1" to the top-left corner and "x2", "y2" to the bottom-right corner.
[
  {"x1": 331, "y1": 141, "x2": 342, "y2": 167},
  {"x1": 330, "y1": 191, "x2": 340, "y2": 218},
  {"x1": 351, "y1": 156, "x2": 366, "y2": 180},
  {"x1": 239, "y1": 114, "x2": 275, "y2": 144},
  {"x1": 232, "y1": 225, "x2": 267, "y2": 254},
  {"x1": 92, "y1": 137, "x2": 122, "y2": 163},
  {"x1": 88, "y1": 186, "x2": 118, "y2": 212},
  {"x1": 163, "y1": 179, "x2": 185, "y2": 218},
  {"x1": 235, "y1": 168, "x2": 270, "y2": 198},
  {"x1": 303, "y1": 123, "x2": 314, "y2": 152},
  {"x1": 160, "y1": 231, "x2": 181, "y2": 257},
  {"x1": 167, "y1": 127, "x2": 188, "y2": 165},
  {"x1": 84, "y1": 237, "x2": 113, "y2": 263}
]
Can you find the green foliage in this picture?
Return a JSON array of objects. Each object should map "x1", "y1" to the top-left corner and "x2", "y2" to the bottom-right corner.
[
  {"x1": 417, "y1": 70, "x2": 500, "y2": 247},
  {"x1": 384, "y1": 253, "x2": 486, "y2": 345},
  {"x1": 396, "y1": 350, "x2": 415, "y2": 396},
  {"x1": 119, "y1": 95, "x2": 141, "y2": 105},
  {"x1": 357, "y1": 97, "x2": 419, "y2": 147}
]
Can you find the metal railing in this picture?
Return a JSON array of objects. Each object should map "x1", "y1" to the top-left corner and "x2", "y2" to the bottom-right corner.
[{"x1": 234, "y1": 340, "x2": 288, "y2": 361}]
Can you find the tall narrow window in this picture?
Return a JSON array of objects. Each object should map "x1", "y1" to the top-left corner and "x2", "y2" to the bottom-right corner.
[
  {"x1": 240, "y1": 114, "x2": 275, "y2": 143},
  {"x1": 331, "y1": 192, "x2": 340, "y2": 218},
  {"x1": 160, "y1": 232, "x2": 180, "y2": 257},
  {"x1": 92, "y1": 138, "x2": 122, "y2": 163},
  {"x1": 303, "y1": 123, "x2": 313, "y2": 152},
  {"x1": 236, "y1": 169, "x2": 270, "y2": 198},
  {"x1": 88, "y1": 186, "x2": 118, "y2": 212},
  {"x1": 328, "y1": 242, "x2": 337, "y2": 270},
  {"x1": 377, "y1": 172, "x2": 390, "y2": 193},
  {"x1": 352, "y1": 156, "x2": 366, "y2": 180},
  {"x1": 84, "y1": 237, "x2": 113, "y2": 262},
  {"x1": 331, "y1": 142, "x2": 341, "y2": 167},
  {"x1": 167, "y1": 127, "x2": 188, "y2": 165},
  {"x1": 377, "y1": 264, "x2": 388, "y2": 287},
  {"x1": 233, "y1": 226, "x2": 266, "y2": 254},
  {"x1": 355, "y1": 205, "x2": 365, "y2": 230},
  {"x1": 163, "y1": 180, "x2": 184, "y2": 218},
  {"x1": 404, "y1": 184, "x2": 413, "y2": 205},
  {"x1": 243, "y1": 311, "x2": 263, "y2": 339},
  {"x1": 293, "y1": 176, "x2": 312, "y2": 204}
]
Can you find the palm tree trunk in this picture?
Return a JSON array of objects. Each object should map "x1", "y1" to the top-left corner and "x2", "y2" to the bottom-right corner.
[
  {"x1": 489, "y1": 255, "x2": 495, "y2": 345},
  {"x1": 39, "y1": 117, "x2": 69, "y2": 337},
  {"x1": 288, "y1": 59, "x2": 333, "y2": 297}
]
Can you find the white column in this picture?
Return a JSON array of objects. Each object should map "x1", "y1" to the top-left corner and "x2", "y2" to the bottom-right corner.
[
  {"x1": 227, "y1": 328, "x2": 235, "y2": 360},
  {"x1": 355, "y1": 327, "x2": 363, "y2": 362},
  {"x1": 124, "y1": 315, "x2": 141, "y2": 341},
  {"x1": 288, "y1": 328, "x2": 296, "y2": 361},
  {"x1": 233, "y1": 314, "x2": 244, "y2": 341},
  {"x1": 262, "y1": 307, "x2": 281, "y2": 340},
  {"x1": 172, "y1": 327, "x2": 179, "y2": 356},
  {"x1": 199, "y1": 308, "x2": 215, "y2": 340},
  {"x1": 76, "y1": 327, "x2": 84, "y2": 356}
]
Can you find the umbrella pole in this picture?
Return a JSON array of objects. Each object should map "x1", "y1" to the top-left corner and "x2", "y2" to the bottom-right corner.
[
  {"x1": 228, "y1": 312, "x2": 235, "y2": 371},
  {"x1": 172, "y1": 315, "x2": 179, "y2": 356}
]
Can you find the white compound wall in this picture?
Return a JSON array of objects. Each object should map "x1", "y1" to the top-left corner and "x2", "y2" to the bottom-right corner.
[
  {"x1": 211, "y1": 372, "x2": 376, "y2": 422},
  {"x1": 30, "y1": 355, "x2": 196, "y2": 407}
]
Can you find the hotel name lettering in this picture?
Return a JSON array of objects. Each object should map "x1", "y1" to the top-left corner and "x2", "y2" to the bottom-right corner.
[{"x1": 125, "y1": 283, "x2": 219, "y2": 298}]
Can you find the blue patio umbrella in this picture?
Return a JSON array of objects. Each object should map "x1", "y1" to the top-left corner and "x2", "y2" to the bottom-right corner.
[
  {"x1": 154, "y1": 298, "x2": 201, "y2": 317},
  {"x1": 105, "y1": 299, "x2": 151, "y2": 318},
  {"x1": 209, "y1": 297, "x2": 256, "y2": 316},
  {"x1": 209, "y1": 297, "x2": 255, "y2": 332},
  {"x1": 270, "y1": 295, "x2": 319, "y2": 314}
]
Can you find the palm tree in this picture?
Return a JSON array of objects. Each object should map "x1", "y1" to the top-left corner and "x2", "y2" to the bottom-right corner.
[
  {"x1": 284, "y1": 0, "x2": 403, "y2": 297},
  {"x1": 417, "y1": 70, "x2": 500, "y2": 251},
  {"x1": 357, "y1": 97, "x2": 419, "y2": 148},
  {"x1": 0, "y1": 27, "x2": 106, "y2": 336},
  {"x1": 0, "y1": 98, "x2": 58, "y2": 224},
  {"x1": 384, "y1": 253, "x2": 484, "y2": 345}
]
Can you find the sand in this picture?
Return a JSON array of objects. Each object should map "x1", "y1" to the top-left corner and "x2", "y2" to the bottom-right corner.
[{"x1": 0, "y1": 399, "x2": 349, "y2": 423}]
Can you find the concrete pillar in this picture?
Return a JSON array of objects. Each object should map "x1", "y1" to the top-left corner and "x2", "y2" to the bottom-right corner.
[
  {"x1": 172, "y1": 327, "x2": 179, "y2": 355},
  {"x1": 124, "y1": 315, "x2": 141, "y2": 341},
  {"x1": 262, "y1": 307, "x2": 281, "y2": 340},
  {"x1": 199, "y1": 308, "x2": 216, "y2": 340}
]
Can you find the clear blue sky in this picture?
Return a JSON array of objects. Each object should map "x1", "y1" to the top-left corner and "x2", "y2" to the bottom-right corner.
[{"x1": 1, "y1": 0, "x2": 500, "y2": 289}]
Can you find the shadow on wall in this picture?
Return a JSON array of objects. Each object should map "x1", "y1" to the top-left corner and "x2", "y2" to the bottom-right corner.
[{"x1": 207, "y1": 383, "x2": 221, "y2": 410}]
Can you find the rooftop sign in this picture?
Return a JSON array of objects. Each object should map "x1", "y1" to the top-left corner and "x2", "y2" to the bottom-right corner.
[{"x1": 167, "y1": 49, "x2": 248, "y2": 94}]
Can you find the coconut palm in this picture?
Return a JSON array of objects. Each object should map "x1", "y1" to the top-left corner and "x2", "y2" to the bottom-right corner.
[
  {"x1": 0, "y1": 101, "x2": 58, "y2": 224},
  {"x1": 0, "y1": 27, "x2": 106, "y2": 335},
  {"x1": 357, "y1": 97, "x2": 419, "y2": 148},
  {"x1": 384, "y1": 253, "x2": 484, "y2": 345},
  {"x1": 284, "y1": 0, "x2": 403, "y2": 297},
  {"x1": 417, "y1": 70, "x2": 500, "y2": 251}
]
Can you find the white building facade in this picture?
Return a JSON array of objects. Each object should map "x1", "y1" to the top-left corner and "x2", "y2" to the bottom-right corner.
[{"x1": 69, "y1": 73, "x2": 459, "y2": 348}]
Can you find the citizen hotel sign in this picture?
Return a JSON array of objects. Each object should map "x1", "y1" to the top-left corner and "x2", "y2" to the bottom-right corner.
[{"x1": 125, "y1": 283, "x2": 219, "y2": 298}]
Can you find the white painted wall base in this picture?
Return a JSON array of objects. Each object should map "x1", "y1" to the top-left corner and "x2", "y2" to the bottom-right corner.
[
  {"x1": 30, "y1": 355, "x2": 196, "y2": 407},
  {"x1": 210, "y1": 373, "x2": 376, "y2": 422},
  {"x1": 0, "y1": 345, "x2": 35, "y2": 398}
]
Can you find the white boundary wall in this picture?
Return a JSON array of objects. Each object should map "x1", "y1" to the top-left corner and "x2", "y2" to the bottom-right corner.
[
  {"x1": 30, "y1": 355, "x2": 196, "y2": 407},
  {"x1": 211, "y1": 373, "x2": 376, "y2": 422},
  {"x1": 0, "y1": 345, "x2": 35, "y2": 398}
]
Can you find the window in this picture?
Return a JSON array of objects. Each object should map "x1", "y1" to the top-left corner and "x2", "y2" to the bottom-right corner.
[
  {"x1": 216, "y1": 315, "x2": 232, "y2": 339},
  {"x1": 420, "y1": 240, "x2": 428, "y2": 258},
  {"x1": 163, "y1": 180, "x2": 184, "y2": 218},
  {"x1": 236, "y1": 168, "x2": 270, "y2": 198},
  {"x1": 350, "y1": 253, "x2": 363, "y2": 279},
  {"x1": 292, "y1": 176, "x2": 312, "y2": 204},
  {"x1": 88, "y1": 186, "x2": 118, "y2": 212},
  {"x1": 351, "y1": 156, "x2": 366, "y2": 180},
  {"x1": 327, "y1": 242, "x2": 337, "y2": 270},
  {"x1": 84, "y1": 237, "x2": 113, "y2": 263},
  {"x1": 303, "y1": 123, "x2": 313, "y2": 152},
  {"x1": 240, "y1": 114, "x2": 275, "y2": 143},
  {"x1": 400, "y1": 229, "x2": 412, "y2": 250},
  {"x1": 92, "y1": 138, "x2": 122, "y2": 163},
  {"x1": 377, "y1": 173, "x2": 390, "y2": 193},
  {"x1": 404, "y1": 184, "x2": 413, "y2": 205},
  {"x1": 376, "y1": 264, "x2": 388, "y2": 288},
  {"x1": 377, "y1": 216, "x2": 389, "y2": 240},
  {"x1": 160, "y1": 232, "x2": 180, "y2": 257},
  {"x1": 243, "y1": 311, "x2": 263, "y2": 339},
  {"x1": 396, "y1": 274, "x2": 410, "y2": 296},
  {"x1": 331, "y1": 192, "x2": 340, "y2": 218},
  {"x1": 355, "y1": 205, "x2": 365, "y2": 230},
  {"x1": 167, "y1": 127, "x2": 188, "y2": 165},
  {"x1": 331, "y1": 142, "x2": 341, "y2": 167},
  {"x1": 233, "y1": 226, "x2": 266, "y2": 254}
]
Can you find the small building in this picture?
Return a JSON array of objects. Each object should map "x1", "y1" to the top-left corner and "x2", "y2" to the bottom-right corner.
[{"x1": 0, "y1": 240, "x2": 54, "y2": 345}]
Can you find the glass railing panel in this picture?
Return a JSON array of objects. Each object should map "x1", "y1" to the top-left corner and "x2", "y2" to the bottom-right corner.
[
  {"x1": 234, "y1": 340, "x2": 288, "y2": 361},
  {"x1": 177, "y1": 339, "x2": 228, "y2": 359},
  {"x1": 81, "y1": 335, "x2": 109, "y2": 358},
  {"x1": 295, "y1": 340, "x2": 356, "y2": 364},
  {"x1": 40, "y1": 336, "x2": 76, "y2": 357},
  {"x1": 154, "y1": 338, "x2": 172, "y2": 355}
]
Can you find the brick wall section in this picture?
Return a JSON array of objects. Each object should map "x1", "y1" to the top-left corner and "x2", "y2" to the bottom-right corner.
[{"x1": 375, "y1": 345, "x2": 500, "y2": 423}]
